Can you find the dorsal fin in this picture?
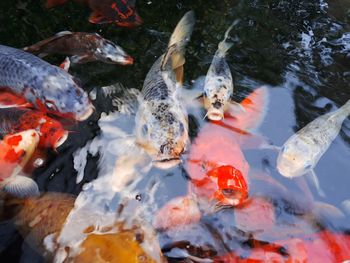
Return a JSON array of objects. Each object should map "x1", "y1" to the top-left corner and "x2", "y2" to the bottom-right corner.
[
  {"x1": 160, "y1": 11, "x2": 195, "y2": 84},
  {"x1": 23, "y1": 31, "x2": 73, "y2": 54}
]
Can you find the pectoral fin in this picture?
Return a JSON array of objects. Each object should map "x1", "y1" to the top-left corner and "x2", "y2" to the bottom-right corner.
[
  {"x1": 2, "y1": 175, "x2": 39, "y2": 198},
  {"x1": 59, "y1": 57, "x2": 71, "y2": 71}
]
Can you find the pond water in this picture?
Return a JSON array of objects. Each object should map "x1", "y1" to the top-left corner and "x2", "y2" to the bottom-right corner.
[{"x1": 1, "y1": 0, "x2": 350, "y2": 262}]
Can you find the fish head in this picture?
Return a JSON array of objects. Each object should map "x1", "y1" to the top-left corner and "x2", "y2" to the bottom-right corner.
[
  {"x1": 276, "y1": 142, "x2": 313, "y2": 178},
  {"x1": 135, "y1": 101, "x2": 188, "y2": 169},
  {"x1": 40, "y1": 70, "x2": 94, "y2": 121},
  {"x1": 204, "y1": 77, "x2": 232, "y2": 121},
  {"x1": 38, "y1": 116, "x2": 68, "y2": 150},
  {"x1": 95, "y1": 38, "x2": 133, "y2": 65},
  {"x1": 208, "y1": 165, "x2": 248, "y2": 207}
]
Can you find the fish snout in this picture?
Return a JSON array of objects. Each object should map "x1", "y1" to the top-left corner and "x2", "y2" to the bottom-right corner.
[{"x1": 120, "y1": 55, "x2": 134, "y2": 65}]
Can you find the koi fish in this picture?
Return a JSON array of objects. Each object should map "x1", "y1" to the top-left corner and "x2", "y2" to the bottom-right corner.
[
  {"x1": 23, "y1": 31, "x2": 133, "y2": 67},
  {"x1": 186, "y1": 86, "x2": 269, "y2": 208},
  {"x1": 154, "y1": 87, "x2": 269, "y2": 229},
  {"x1": 0, "y1": 107, "x2": 68, "y2": 150},
  {"x1": 7, "y1": 193, "x2": 165, "y2": 262},
  {"x1": 45, "y1": 0, "x2": 142, "y2": 27},
  {"x1": 214, "y1": 231, "x2": 350, "y2": 262},
  {"x1": 0, "y1": 130, "x2": 40, "y2": 198},
  {"x1": 135, "y1": 11, "x2": 195, "y2": 169},
  {"x1": 277, "y1": 99, "x2": 350, "y2": 196},
  {"x1": 202, "y1": 23, "x2": 243, "y2": 121},
  {"x1": 0, "y1": 45, "x2": 94, "y2": 121}
]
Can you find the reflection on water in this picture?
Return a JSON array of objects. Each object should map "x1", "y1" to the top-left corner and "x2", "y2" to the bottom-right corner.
[{"x1": 1, "y1": 0, "x2": 350, "y2": 262}]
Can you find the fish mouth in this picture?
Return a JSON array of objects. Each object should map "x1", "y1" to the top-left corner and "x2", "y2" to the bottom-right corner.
[
  {"x1": 54, "y1": 131, "x2": 69, "y2": 149},
  {"x1": 153, "y1": 158, "x2": 181, "y2": 169},
  {"x1": 76, "y1": 106, "x2": 94, "y2": 121},
  {"x1": 120, "y1": 55, "x2": 134, "y2": 65},
  {"x1": 207, "y1": 108, "x2": 224, "y2": 121}
]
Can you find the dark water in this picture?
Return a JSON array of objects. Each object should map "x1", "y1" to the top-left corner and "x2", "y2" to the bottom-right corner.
[{"x1": 1, "y1": 0, "x2": 350, "y2": 262}]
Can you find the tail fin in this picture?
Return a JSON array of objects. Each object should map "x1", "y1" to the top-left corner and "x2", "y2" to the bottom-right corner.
[
  {"x1": 217, "y1": 22, "x2": 236, "y2": 57},
  {"x1": 161, "y1": 11, "x2": 195, "y2": 82},
  {"x1": 225, "y1": 86, "x2": 270, "y2": 131}
]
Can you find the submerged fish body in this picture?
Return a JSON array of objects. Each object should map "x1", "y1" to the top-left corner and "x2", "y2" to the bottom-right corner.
[
  {"x1": 0, "y1": 130, "x2": 40, "y2": 197},
  {"x1": 8, "y1": 193, "x2": 164, "y2": 262},
  {"x1": 187, "y1": 87, "x2": 269, "y2": 208},
  {"x1": 154, "y1": 87, "x2": 269, "y2": 229},
  {"x1": 186, "y1": 123, "x2": 250, "y2": 208},
  {"x1": 214, "y1": 231, "x2": 350, "y2": 262},
  {"x1": 0, "y1": 107, "x2": 68, "y2": 150},
  {"x1": 23, "y1": 31, "x2": 133, "y2": 66},
  {"x1": 46, "y1": 0, "x2": 142, "y2": 27},
  {"x1": 0, "y1": 45, "x2": 94, "y2": 121},
  {"x1": 203, "y1": 24, "x2": 237, "y2": 121},
  {"x1": 277, "y1": 99, "x2": 350, "y2": 178},
  {"x1": 135, "y1": 11, "x2": 195, "y2": 169}
]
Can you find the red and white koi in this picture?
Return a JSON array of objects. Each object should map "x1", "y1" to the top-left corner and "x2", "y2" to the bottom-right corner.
[{"x1": 0, "y1": 130, "x2": 40, "y2": 198}]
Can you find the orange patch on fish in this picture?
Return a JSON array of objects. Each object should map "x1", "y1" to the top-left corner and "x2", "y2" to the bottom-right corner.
[
  {"x1": 4, "y1": 148, "x2": 25, "y2": 163},
  {"x1": 6, "y1": 135, "x2": 23, "y2": 147}
]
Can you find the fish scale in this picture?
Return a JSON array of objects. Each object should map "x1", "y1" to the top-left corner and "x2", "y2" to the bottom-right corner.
[
  {"x1": 143, "y1": 57, "x2": 172, "y2": 101},
  {"x1": 135, "y1": 11, "x2": 195, "y2": 168},
  {"x1": 0, "y1": 45, "x2": 93, "y2": 120}
]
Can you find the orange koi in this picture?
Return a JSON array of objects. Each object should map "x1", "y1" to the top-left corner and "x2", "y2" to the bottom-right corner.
[{"x1": 45, "y1": 0, "x2": 142, "y2": 27}]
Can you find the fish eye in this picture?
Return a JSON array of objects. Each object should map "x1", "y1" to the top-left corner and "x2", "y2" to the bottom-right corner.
[
  {"x1": 222, "y1": 188, "x2": 235, "y2": 198},
  {"x1": 45, "y1": 100, "x2": 58, "y2": 111}
]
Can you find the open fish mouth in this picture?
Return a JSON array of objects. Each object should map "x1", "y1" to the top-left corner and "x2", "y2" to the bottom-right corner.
[
  {"x1": 207, "y1": 108, "x2": 224, "y2": 121},
  {"x1": 153, "y1": 157, "x2": 182, "y2": 169}
]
